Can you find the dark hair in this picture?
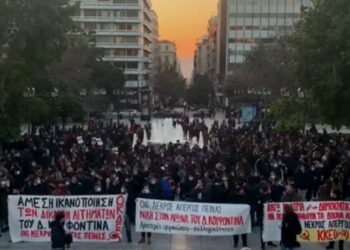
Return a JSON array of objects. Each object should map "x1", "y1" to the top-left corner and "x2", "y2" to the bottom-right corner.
[
  {"x1": 284, "y1": 205, "x2": 294, "y2": 215},
  {"x1": 55, "y1": 211, "x2": 65, "y2": 221}
]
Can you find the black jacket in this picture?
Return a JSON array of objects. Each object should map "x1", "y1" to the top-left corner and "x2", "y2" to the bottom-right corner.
[
  {"x1": 281, "y1": 212, "x2": 302, "y2": 248},
  {"x1": 50, "y1": 220, "x2": 66, "y2": 249}
]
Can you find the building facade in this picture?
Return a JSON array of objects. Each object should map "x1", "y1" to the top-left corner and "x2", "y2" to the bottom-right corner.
[
  {"x1": 158, "y1": 40, "x2": 179, "y2": 73},
  {"x1": 70, "y1": 0, "x2": 158, "y2": 91},
  {"x1": 207, "y1": 16, "x2": 218, "y2": 82},
  {"x1": 193, "y1": 36, "x2": 209, "y2": 77},
  {"x1": 150, "y1": 10, "x2": 160, "y2": 80},
  {"x1": 218, "y1": 0, "x2": 312, "y2": 78}
]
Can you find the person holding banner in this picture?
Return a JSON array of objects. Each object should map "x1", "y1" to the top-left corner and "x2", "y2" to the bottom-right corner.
[
  {"x1": 325, "y1": 189, "x2": 344, "y2": 250},
  {"x1": 137, "y1": 184, "x2": 154, "y2": 245},
  {"x1": 257, "y1": 185, "x2": 277, "y2": 250},
  {"x1": 231, "y1": 186, "x2": 249, "y2": 248},
  {"x1": 281, "y1": 205, "x2": 302, "y2": 250}
]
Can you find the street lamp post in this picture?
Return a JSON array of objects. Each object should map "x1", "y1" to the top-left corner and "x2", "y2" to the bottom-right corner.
[{"x1": 298, "y1": 87, "x2": 307, "y2": 134}]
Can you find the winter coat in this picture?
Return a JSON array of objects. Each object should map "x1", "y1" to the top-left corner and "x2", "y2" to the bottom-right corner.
[
  {"x1": 50, "y1": 220, "x2": 66, "y2": 249},
  {"x1": 281, "y1": 212, "x2": 302, "y2": 248}
]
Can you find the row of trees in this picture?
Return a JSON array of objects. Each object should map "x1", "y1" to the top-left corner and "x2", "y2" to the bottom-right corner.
[
  {"x1": 225, "y1": 0, "x2": 350, "y2": 130},
  {"x1": 0, "y1": 0, "x2": 125, "y2": 143},
  {"x1": 153, "y1": 67, "x2": 215, "y2": 109}
]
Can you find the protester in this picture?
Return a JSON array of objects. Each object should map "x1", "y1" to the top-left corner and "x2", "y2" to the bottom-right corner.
[
  {"x1": 50, "y1": 211, "x2": 71, "y2": 250},
  {"x1": 0, "y1": 116, "x2": 349, "y2": 246},
  {"x1": 280, "y1": 205, "x2": 302, "y2": 250},
  {"x1": 137, "y1": 184, "x2": 154, "y2": 244},
  {"x1": 326, "y1": 189, "x2": 344, "y2": 250},
  {"x1": 231, "y1": 186, "x2": 249, "y2": 248}
]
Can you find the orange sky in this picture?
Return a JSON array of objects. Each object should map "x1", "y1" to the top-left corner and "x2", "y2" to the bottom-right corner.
[{"x1": 152, "y1": 0, "x2": 218, "y2": 79}]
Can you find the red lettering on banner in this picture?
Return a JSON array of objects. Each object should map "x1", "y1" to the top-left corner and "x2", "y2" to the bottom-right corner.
[
  {"x1": 191, "y1": 215, "x2": 201, "y2": 224},
  {"x1": 84, "y1": 232, "x2": 106, "y2": 240},
  {"x1": 155, "y1": 212, "x2": 169, "y2": 221},
  {"x1": 20, "y1": 230, "x2": 29, "y2": 237},
  {"x1": 317, "y1": 229, "x2": 349, "y2": 241},
  {"x1": 286, "y1": 203, "x2": 304, "y2": 212},
  {"x1": 72, "y1": 232, "x2": 81, "y2": 239},
  {"x1": 267, "y1": 204, "x2": 280, "y2": 212},
  {"x1": 208, "y1": 216, "x2": 243, "y2": 226},
  {"x1": 276, "y1": 213, "x2": 283, "y2": 220},
  {"x1": 170, "y1": 214, "x2": 189, "y2": 223},
  {"x1": 202, "y1": 216, "x2": 207, "y2": 225},
  {"x1": 30, "y1": 230, "x2": 50, "y2": 238},
  {"x1": 116, "y1": 195, "x2": 125, "y2": 215},
  {"x1": 327, "y1": 212, "x2": 344, "y2": 220},
  {"x1": 267, "y1": 213, "x2": 275, "y2": 220},
  {"x1": 25, "y1": 208, "x2": 37, "y2": 218},
  {"x1": 140, "y1": 211, "x2": 154, "y2": 220}
]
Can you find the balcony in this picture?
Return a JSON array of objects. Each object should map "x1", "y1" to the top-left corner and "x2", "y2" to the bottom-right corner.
[
  {"x1": 143, "y1": 20, "x2": 152, "y2": 31},
  {"x1": 103, "y1": 55, "x2": 149, "y2": 62},
  {"x1": 78, "y1": 3, "x2": 141, "y2": 10},
  {"x1": 94, "y1": 30, "x2": 141, "y2": 36},
  {"x1": 125, "y1": 80, "x2": 149, "y2": 88},
  {"x1": 124, "y1": 68, "x2": 150, "y2": 75},
  {"x1": 143, "y1": 32, "x2": 152, "y2": 42},
  {"x1": 72, "y1": 16, "x2": 140, "y2": 23},
  {"x1": 95, "y1": 43, "x2": 141, "y2": 49}
]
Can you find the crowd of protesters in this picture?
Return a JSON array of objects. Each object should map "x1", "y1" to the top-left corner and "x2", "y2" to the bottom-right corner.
[{"x1": 0, "y1": 116, "x2": 349, "y2": 249}]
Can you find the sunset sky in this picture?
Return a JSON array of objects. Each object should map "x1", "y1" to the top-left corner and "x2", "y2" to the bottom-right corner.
[{"x1": 152, "y1": 0, "x2": 218, "y2": 80}]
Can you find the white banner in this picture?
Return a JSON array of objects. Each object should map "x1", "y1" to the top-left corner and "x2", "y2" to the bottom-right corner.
[
  {"x1": 8, "y1": 195, "x2": 127, "y2": 243},
  {"x1": 136, "y1": 199, "x2": 251, "y2": 236},
  {"x1": 263, "y1": 201, "x2": 350, "y2": 242}
]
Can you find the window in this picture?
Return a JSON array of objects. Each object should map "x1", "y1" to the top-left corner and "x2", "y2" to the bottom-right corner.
[
  {"x1": 98, "y1": 10, "x2": 110, "y2": 17},
  {"x1": 84, "y1": 23, "x2": 96, "y2": 31},
  {"x1": 84, "y1": 10, "x2": 96, "y2": 17}
]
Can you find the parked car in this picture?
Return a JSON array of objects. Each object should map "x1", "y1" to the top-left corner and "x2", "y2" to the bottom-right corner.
[
  {"x1": 153, "y1": 110, "x2": 171, "y2": 118},
  {"x1": 193, "y1": 108, "x2": 211, "y2": 118},
  {"x1": 119, "y1": 109, "x2": 140, "y2": 119}
]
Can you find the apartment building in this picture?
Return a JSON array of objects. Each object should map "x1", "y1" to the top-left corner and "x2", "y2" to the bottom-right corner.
[
  {"x1": 217, "y1": 0, "x2": 312, "y2": 78},
  {"x1": 158, "y1": 40, "x2": 180, "y2": 73},
  {"x1": 71, "y1": 0, "x2": 158, "y2": 90},
  {"x1": 193, "y1": 36, "x2": 209, "y2": 77}
]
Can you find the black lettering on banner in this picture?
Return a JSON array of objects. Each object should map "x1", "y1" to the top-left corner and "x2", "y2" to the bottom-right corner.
[
  {"x1": 37, "y1": 221, "x2": 45, "y2": 230},
  {"x1": 304, "y1": 220, "x2": 325, "y2": 229},
  {"x1": 66, "y1": 221, "x2": 109, "y2": 231},
  {"x1": 140, "y1": 200, "x2": 150, "y2": 209},
  {"x1": 42, "y1": 198, "x2": 48, "y2": 209},
  {"x1": 19, "y1": 219, "x2": 34, "y2": 229},
  {"x1": 108, "y1": 198, "x2": 113, "y2": 207},
  {"x1": 17, "y1": 197, "x2": 40, "y2": 209}
]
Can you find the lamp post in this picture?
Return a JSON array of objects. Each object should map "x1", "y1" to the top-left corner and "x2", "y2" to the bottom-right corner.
[{"x1": 298, "y1": 87, "x2": 307, "y2": 134}]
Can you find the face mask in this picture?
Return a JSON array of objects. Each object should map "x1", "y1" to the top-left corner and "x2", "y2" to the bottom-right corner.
[
  {"x1": 15, "y1": 170, "x2": 21, "y2": 176},
  {"x1": 65, "y1": 181, "x2": 70, "y2": 186},
  {"x1": 34, "y1": 178, "x2": 41, "y2": 186},
  {"x1": 189, "y1": 176, "x2": 194, "y2": 181},
  {"x1": 143, "y1": 187, "x2": 150, "y2": 194},
  {"x1": 121, "y1": 188, "x2": 126, "y2": 194},
  {"x1": 95, "y1": 186, "x2": 102, "y2": 192},
  {"x1": 150, "y1": 180, "x2": 156, "y2": 185}
]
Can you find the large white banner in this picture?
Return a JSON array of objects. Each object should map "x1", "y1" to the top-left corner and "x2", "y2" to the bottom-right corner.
[
  {"x1": 136, "y1": 199, "x2": 251, "y2": 236},
  {"x1": 263, "y1": 201, "x2": 350, "y2": 242},
  {"x1": 8, "y1": 195, "x2": 127, "y2": 243}
]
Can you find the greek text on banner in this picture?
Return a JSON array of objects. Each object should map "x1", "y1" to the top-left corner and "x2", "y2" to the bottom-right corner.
[
  {"x1": 8, "y1": 195, "x2": 127, "y2": 243},
  {"x1": 135, "y1": 199, "x2": 251, "y2": 236},
  {"x1": 263, "y1": 201, "x2": 350, "y2": 243}
]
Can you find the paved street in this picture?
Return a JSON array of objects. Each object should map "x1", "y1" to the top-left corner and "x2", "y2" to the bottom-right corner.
[{"x1": 0, "y1": 227, "x2": 344, "y2": 250}]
